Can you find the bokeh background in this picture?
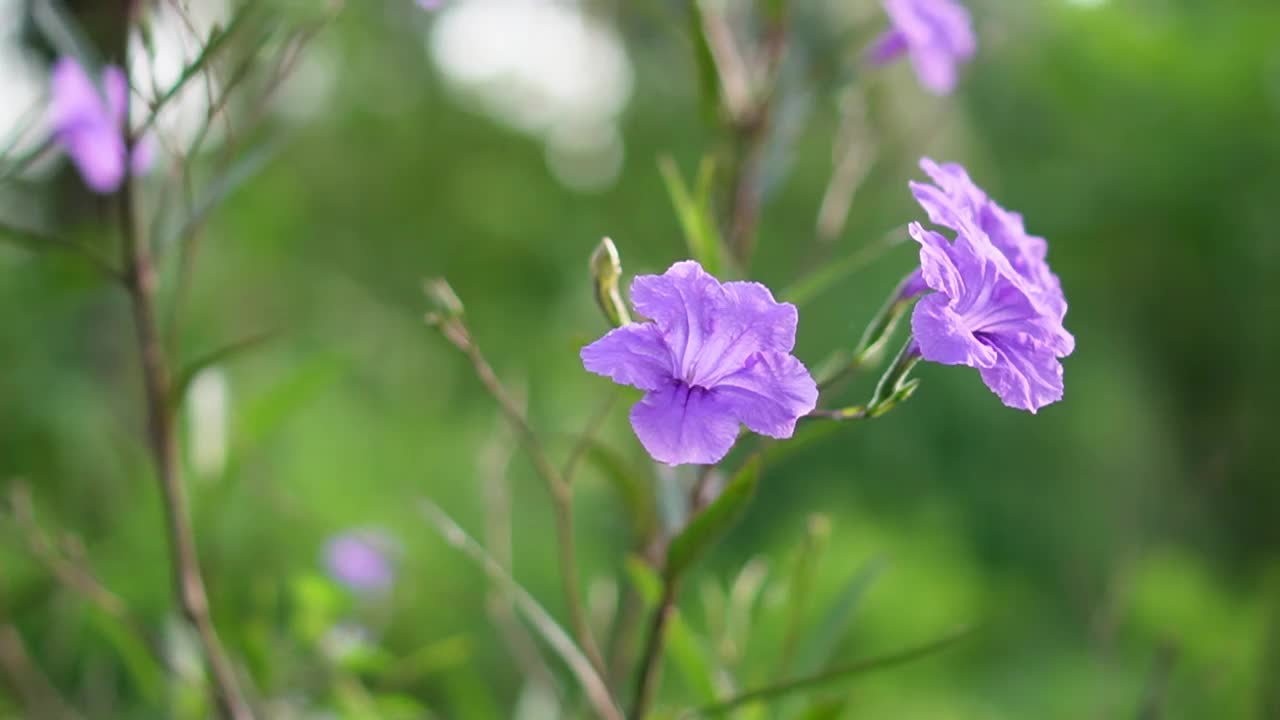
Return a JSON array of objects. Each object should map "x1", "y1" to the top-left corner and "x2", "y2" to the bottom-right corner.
[{"x1": 2, "y1": 0, "x2": 1279, "y2": 717}]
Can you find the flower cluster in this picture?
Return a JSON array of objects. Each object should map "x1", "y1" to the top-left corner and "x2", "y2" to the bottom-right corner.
[
  {"x1": 581, "y1": 262, "x2": 818, "y2": 466},
  {"x1": 905, "y1": 158, "x2": 1074, "y2": 412},
  {"x1": 49, "y1": 58, "x2": 151, "y2": 194}
]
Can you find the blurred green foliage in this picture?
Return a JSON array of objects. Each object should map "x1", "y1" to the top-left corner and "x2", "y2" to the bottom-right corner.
[{"x1": 2, "y1": 0, "x2": 1279, "y2": 718}]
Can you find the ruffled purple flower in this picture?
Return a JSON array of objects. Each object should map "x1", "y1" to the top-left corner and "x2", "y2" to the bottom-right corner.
[
  {"x1": 581, "y1": 261, "x2": 818, "y2": 466},
  {"x1": 868, "y1": 0, "x2": 976, "y2": 95},
  {"x1": 906, "y1": 158, "x2": 1074, "y2": 412},
  {"x1": 324, "y1": 531, "x2": 397, "y2": 593},
  {"x1": 49, "y1": 57, "x2": 151, "y2": 194}
]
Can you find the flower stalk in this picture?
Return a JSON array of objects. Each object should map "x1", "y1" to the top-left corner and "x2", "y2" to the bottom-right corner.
[
  {"x1": 118, "y1": 150, "x2": 253, "y2": 719},
  {"x1": 425, "y1": 280, "x2": 612, "y2": 689}
]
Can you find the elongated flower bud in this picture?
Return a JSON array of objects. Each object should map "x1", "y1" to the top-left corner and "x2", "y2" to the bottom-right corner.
[{"x1": 589, "y1": 237, "x2": 632, "y2": 327}]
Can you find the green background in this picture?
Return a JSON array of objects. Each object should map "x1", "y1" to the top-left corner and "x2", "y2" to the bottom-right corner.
[{"x1": 2, "y1": 0, "x2": 1278, "y2": 717}]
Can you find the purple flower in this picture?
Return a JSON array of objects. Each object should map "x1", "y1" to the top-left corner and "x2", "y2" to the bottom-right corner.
[
  {"x1": 581, "y1": 261, "x2": 817, "y2": 465},
  {"x1": 417, "y1": 0, "x2": 442, "y2": 8},
  {"x1": 324, "y1": 532, "x2": 397, "y2": 593},
  {"x1": 49, "y1": 57, "x2": 151, "y2": 194},
  {"x1": 907, "y1": 158, "x2": 1074, "y2": 412},
  {"x1": 868, "y1": 0, "x2": 976, "y2": 95}
]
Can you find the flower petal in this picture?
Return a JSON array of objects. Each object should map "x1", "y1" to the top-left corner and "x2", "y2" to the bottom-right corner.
[
  {"x1": 976, "y1": 334, "x2": 1065, "y2": 413},
  {"x1": 102, "y1": 66, "x2": 129, "y2": 126},
  {"x1": 62, "y1": 127, "x2": 126, "y2": 193},
  {"x1": 49, "y1": 58, "x2": 100, "y2": 130},
  {"x1": 629, "y1": 261, "x2": 799, "y2": 387},
  {"x1": 630, "y1": 382, "x2": 741, "y2": 466},
  {"x1": 629, "y1": 260, "x2": 720, "y2": 379},
  {"x1": 909, "y1": 223, "x2": 964, "y2": 299},
  {"x1": 909, "y1": 47, "x2": 961, "y2": 95},
  {"x1": 911, "y1": 293, "x2": 997, "y2": 367},
  {"x1": 50, "y1": 58, "x2": 127, "y2": 193},
  {"x1": 713, "y1": 351, "x2": 817, "y2": 439},
  {"x1": 883, "y1": 0, "x2": 975, "y2": 95},
  {"x1": 867, "y1": 29, "x2": 909, "y2": 65},
  {"x1": 581, "y1": 322, "x2": 672, "y2": 391}
]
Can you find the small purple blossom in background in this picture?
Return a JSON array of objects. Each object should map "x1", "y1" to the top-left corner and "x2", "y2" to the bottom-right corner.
[
  {"x1": 582, "y1": 261, "x2": 817, "y2": 466},
  {"x1": 48, "y1": 57, "x2": 151, "y2": 194},
  {"x1": 907, "y1": 158, "x2": 1074, "y2": 412},
  {"x1": 868, "y1": 0, "x2": 976, "y2": 95},
  {"x1": 324, "y1": 531, "x2": 397, "y2": 593},
  {"x1": 417, "y1": 0, "x2": 442, "y2": 9}
]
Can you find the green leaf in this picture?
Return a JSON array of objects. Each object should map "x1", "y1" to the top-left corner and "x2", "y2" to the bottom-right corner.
[
  {"x1": 625, "y1": 555, "x2": 664, "y2": 607},
  {"x1": 794, "y1": 557, "x2": 887, "y2": 675},
  {"x1": 780, "y1": 232, "x2": 905, "y2": 307},
  {"x1": 173, "y1": 330, "x2": 278, "y2": 407},
  {"x1": 378, "y1": 634, "x2": 473, "y2": 687},
  {"x1": 867, "y1": 341, "x2": 921, "y2": 417},
  {"x1": 791, "y1": 697, "x2": 848, "y2": 720},
  {"x1": 668, "y1": 612, "x2": 719, "y2": 703},
  {"x1": 777, "y1": 517, "x2": 832, "y2": 677},
  {"x1": 372, "y1": 694, "x2": 434, "y2": 720},
  {"x1": 233, "y1": 353, "x2": 343, "y2": 453},
  {"x1": 665, "y1": 456, "x2": 761, "y2": 583},
  {"x1": 163, "y1": 136, "x2": 285, "y2": 250},
  {"x1": 684, "y1": 626, "x2": 974, "y2": 717},
  {"x1": 289, "y1": 573, "x2": 347, "y2": 643},
  {"x1": 583, "y1": 439, "x2": 656, "y2": 540},
  {"x1": 85, "y1": 607, "x2": 163, "y2": 704},
  {"x1": 659, "y1": 155, "x2": 725, "y2": 277},
  {"x1": 30, "y1": 0, "x2": 103, "y2": 72},
  {"x1": 686, "y1": 2, "x2": 722, "y2": 126}
]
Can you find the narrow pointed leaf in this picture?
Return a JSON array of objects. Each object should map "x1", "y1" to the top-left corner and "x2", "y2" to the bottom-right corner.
[
  {"x1": 173, "y1": 330, "x2": 277, "y2": 407},
  {"x1": 420, "y1": 500, "x2": 623, "y2": 720},
  {"x1": 659, "y1": 155, "x2": 724, "y2": 277},
  {"x1": 781, "y1": 232, "x2": 905, "y2": 307},
  {"x1": 668, "y1": 612, "x2": 718, "y2": 704},
  {"x1": 685, "y1": 626, "x2": 974, "y2": 717},
  {"x1": 794, "y1": 556, "x2": 887, "y2": 675},
  {"x1": 664, "y1": 456, "x2": 761, "y2": 583}
]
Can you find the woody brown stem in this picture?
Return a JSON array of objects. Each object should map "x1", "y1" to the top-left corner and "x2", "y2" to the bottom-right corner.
[{"x1": 119, "y1": 155, "x2": 253, "y2": 720}]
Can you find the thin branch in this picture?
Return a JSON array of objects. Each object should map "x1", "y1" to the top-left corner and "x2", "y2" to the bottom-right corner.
[
  {"x1": 480, "y1": 399, "x2": 562, "y2": 696},
  {"x1": 426, "y1": 297, "x2": 611, "y2": 686},
  {"x1": 815, "y1": 89, "x2": 876, "y2": 247},
  {"x1": 562, "y1": 389, "x2": 619, "y2": 485},
  {"x1": 680, "y1": 625, "x2": 975, "y2": 717},
  {"x1": 0, "y1": 625, "x2": 82, "y2": 720},
  {"x1": 135, "y1": 7, "x2": 253, "y2": 136},
  {"x1": 630, "y1": 448, "x2": 762, "y2": 719},
  {"x1": 705, "y1": 2, "x2": 790, "y2": 268},
  {"x1": 118, "y1": 131, "x2": 253, "y2": 719},
  {"x1": 0, "y1": 218, "x2": 121, "y2": 280},
  {"x1": 4, "y1": 484, "x2": 166, "y2": 670},
  {"x1": 807, "y1": 406, "x2": 867, "y2": 421},
  {"x1": 629, "y1": 578, "x2": 679, "y2": 720},
  {"x1": 421, "y1": 501, "x2": 623, "y2": 720}
]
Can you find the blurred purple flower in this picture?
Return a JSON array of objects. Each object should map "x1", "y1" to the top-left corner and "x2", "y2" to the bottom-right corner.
[
  {"x1": 868, "y1": 0, "x2": 975, "y2": 95},
  {"x1": 417, "y1": 0, "x2": 442, "y2": 9},
  {"x1": 907, "y1": 158, "x2": 1074, "y2": 412},
  {"x1": 325, "y1": 532, "x2": 396, "y2": 593},
  {"x1": 582, "y1": 261, "x2": 817, "y2": 465},
  {"x1": 49, "y1": 57, "x2": 151, "y2": 194}
]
